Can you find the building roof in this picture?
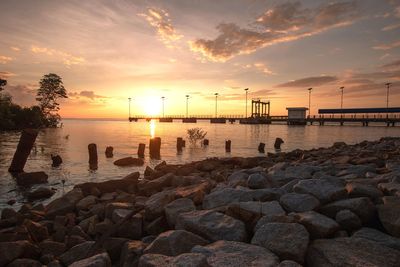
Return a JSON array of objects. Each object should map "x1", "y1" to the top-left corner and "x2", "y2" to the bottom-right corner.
[
  {"x1": 319, "y1": 107, "x2": 400, "y2": 114},
  {"x1": 286, "y1": 107, "x2": 308, "y2": 111}
]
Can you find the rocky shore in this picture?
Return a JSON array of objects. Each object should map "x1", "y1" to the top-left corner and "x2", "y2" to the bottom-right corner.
[{"x1": 1, "y1": 137, "x2": 400, "y2": 266}]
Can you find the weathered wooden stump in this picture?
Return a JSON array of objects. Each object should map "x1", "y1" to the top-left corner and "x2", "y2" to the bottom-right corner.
[
  {"x1": 88, "y1": 143, "x2": 98, "y2": 170},
  {"x1": 203, "y1": 139, "x2": 209, "y2": 146},
  {"x1": 274, "y1": 138, "x2": 284, "y2": 150},
  {"x1": 51, "y1": 154, "x2": 63, "y2": 167},
  {"x1": 258, "y1": 143, "x2": 265, "y2": 153},
  {"x1": 149, "y1": 137, "x2": 161, "y2": 159},
  {"x1": 225, "y1": 140, "x2": 231, "y2": 152},
  {"x1": 177, "y1": 137, "x2": 184, "y2": 152},
  {"x1": 9, "y1": 129, "x2": 39, "y2": 173},
  {"x1": 105, "y1": 146, "x2": 114, "y2": 158},
  {"x1": 138, "y1": 143, "x2": 145, "y2": 158}
]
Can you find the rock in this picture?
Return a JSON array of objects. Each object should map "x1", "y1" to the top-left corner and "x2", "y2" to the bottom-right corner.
[
  {"x1": 138, "y1": 253, "x2": 207, "y2": 267},
  {"x1": 69, "y1": 253, "x2": 111, "y2": 267},
  {"x1": 176, "y1": 210, "x2": 247, "y2": 242},
  {"x1": 120, "y1": 240, "x2": 146, "y2": 267},
  {"x1": 174, "y1": 181, "x2": 211, "y2": 204},
  {"x1": 145, "y1": 216, "x2": 168, "y2": 236},
  {"x1": 377, "y1": 202, "x2": 400, "y2": 237},
  {"x1": 251, "y1": 223, "x2": 309, "y2": 263},
  {"x1": 45, "y1": 188, "x2": 84, "y2": 218},
  {"x1": 335, "y1": 209, "x2": 362, "y2": 231},
  {"x1": 196, "y1": 159, "x2": 220, "y2": 172},
  {"x1": 138, "y1": 173, "x2": 174, "y2": 196},
  {"x1": 48, "y1": 260, "x2": 63, "y2": 267},
  {"x1": 1, "y1": 207, "x2": 18, "y2": 219},
  {"x1": 105, "y1": 146, "x2": 114, "y2": 158},
  {"x1": 235, "y1": 201, "x2": 285, "y2": 216},
  {"x1": 319, "y1": 197, "x2": 375, "y2": 223},
  {"x1": 247, "y1": 173, "x2": 270, "y2": 189},
  {"x1": 293, "y1": 178, "x2": 347, "y2": 204},
  {"x1": 101, "y1": 237, "x2": 129, "y2": 262},
  {"x1": 51, "y1": 154, "x2": 63, "y2": 167},
  {"x1": 164, "y1": 198, "x2": 195, "y2": 227},
  {"x1": 306, "y1": 237, "x2": 400, "y2": 267},
  {"x1": 202, "y1": 188, "x2": 252, "y2": 209},
  {"x1": 293, "y1": 211, "x2": 339, "y2": 239},
  {"x1": 279, "y1": 193, "x2": 320, "y2": 212},
  {"x1": 250, "y1": 188, "x2": 286, "y2": 202},
  {"x1": 379, "y1": 182, "x2": 400, "y2": 195},
  {"x1": 337, "y1": 165, "x2": 376, "y2": 177},
  {"x1": 352, "y1": 227, "x2": 400, "y2": 251},
  {"x1": 254, "y1": 215, "x2": 295, "y2": 233},
  {"x1": 114, "y1": 157, "x2": 144, "y2": 166},
  {"x1": 76, "y1": 195, "x2": 98, "y2": 210},
  {"x1": 7, "y1": 258, "x2": 42, "y2": 267},
  {"x1": 0, "y1": 241, "x2": 40, "y2": 267},
  {"x1": 24, "y1": 219, "x2": 49, "y2": 242},
  {"x1": 116, "y1": 212, "x2": 143, "y2": 240},
  {"x1": 16, "y1": 172, "x2": 48, "y2": 187},
  {"x1": 192, "y1": 240, "x2": 279, "y2": 267},
  {"x1": 27, "y1": 187, "x2": 55, "y2": 201},
  {"x1": 346, "y1": 182, "x2": 383, "y2": 200},
  {"x1": 105, "y1": 202, "x2": 134, "y2": 219},
  {"x1": 144, "y1": 230, "x2": 209, "y2": 256},
  {"x1": 227, "y1": 171, "x2": 249, "y2": 187},
  {"x1": 39, "y1": 240, "x2": 66, "y2": 257},
  {"x1": 75, "y1": 172, "x2": 139, "y2": 195},
  {"x1": 59, "y1": 241, "x2": 95, "y2": 266},
  {"x1": 278, "y1": 260, "x2": 303, "y2": 267},
  {"x1": 145, "y1": 190, "x2": 176, "y2": 221}
]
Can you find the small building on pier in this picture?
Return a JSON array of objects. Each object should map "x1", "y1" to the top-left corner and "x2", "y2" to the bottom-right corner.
[{"x1": 287, "y1": 107, "x2": 308, "y2": 125}]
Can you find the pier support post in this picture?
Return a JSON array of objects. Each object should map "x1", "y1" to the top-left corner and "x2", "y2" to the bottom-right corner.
[
  {"x1": 258, "y1": 143, "x2": 265, "y2": 153},
  {"x1": 225, "y1": 140, "x2": 231, "y2": 153},
  {"x1": 105, "y1": 146, "x2": 114, "y2": 158},
  {"x1": 177, "y1": 137, "x2": 184, "y2": 152},
  {"x1": 138, "y1": 143, "x2": 145, "y2": 158},
  {"x1": 274, "y1": 138, "x2": 284, "y2": 150},
  {"x1": 149, "y1": 137, "x2": 161, "y2": 159},
  {"x1": 88, "y1": 143, "x2": 98, "y2": 170},
  {"x1": 9, "y1": 129, "x2": 39, "y2": 173},
  {"x1": 203, "y1": 139, "x2": 209, "y2": 146}
]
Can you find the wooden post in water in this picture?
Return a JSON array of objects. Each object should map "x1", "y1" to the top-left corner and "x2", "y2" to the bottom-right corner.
[
  {"x1": 88, "y1": 143, "x2": 98, "y2": 170},
  {"x1": 258, "y1": 143, "x2": 265, "y2": 153},
  {"x1": 177, "y1": 137, "x2": 184, "y2": 152},
  {"x1": 225, "y1": 140, "x2": 231, "y2": 153},
  {"x1": 138, "y1": 143, "x2": 145, "y2": 158},
  {"x1": 203, "y1": 139, "x2": 209, "y2": 146},
  {"x1": 9, "y1": 129, "x2": 39, "y2": 173},
  {"x1": 105, "y1": 146, "x2": 114, "y2": 158},
  {"x1": 182, "y1": 140, "x2": 186, "y2": 147},
  {"x1": 149, "y1": 137, "x2": 161, "y2": 159}
]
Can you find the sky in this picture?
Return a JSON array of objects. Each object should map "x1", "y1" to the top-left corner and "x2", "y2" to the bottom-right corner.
[{"x1": 1, "y1": 0, "x2": 400, "y2": 118}]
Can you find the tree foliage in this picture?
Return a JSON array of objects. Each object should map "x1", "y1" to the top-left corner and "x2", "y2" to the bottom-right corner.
[
  {"x1": 187, "y1": 127, "x2": 207, "y2": 146},
  {"x1": 36, "y1": 73, "x2": 68, "y2": 127},
  {"x1": 0, "y1": 78, "x2": 7, "y2": 91}
]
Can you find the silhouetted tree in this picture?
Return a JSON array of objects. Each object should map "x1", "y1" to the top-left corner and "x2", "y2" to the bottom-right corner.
[
  {"x1": 0, "y1": 78, "x2": 6, "y2": 91},
  {"x1": 36, "y1": 73, "x2": 67, "y2": 127}
]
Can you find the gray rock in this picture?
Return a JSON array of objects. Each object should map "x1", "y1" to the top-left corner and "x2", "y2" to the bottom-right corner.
[
  {"x1": 176, "y1": 210, "x2": 247, "y2": 242},
  {"x1": 144, "y1": 230, "x2": 209, "y2": 256},
  {"x1": 254, "y1": 215, "x2": 295, "y2": 233},
  {"x1": 39, "y1": 240, "x2": 66, "y2": 257},
  {"x1": 377, "y1": 202, "x2": 400, "y2": 237},
  {"x1": 191, "y1": 240, "x2": 279, "y2": 267},
  {"x1": 105, "y1": 202, "x2": 134, "y2": 219},
  {"x1": 346, "y1": 183, "x2": 383, "y2": 200},
  {"x1": 0, "y1": 241, "x2": 40, "y2": 267},
  {"x1": 279, "y1": 193, "x2": 320, "y2": 212},
  {"x1": 202, "y1": 188, "x2": 252, "y2": 209},
  {"x1": 69, "y1": 253, "x2": 111, "y2": 267},
  {"x1": 27, "y1": 187, "x2": 55, "y2": 201},
  {"x1": 45, "y1": 188, "x2": 84, "y2": 218},
  {"x1": 138, "y1": 173, "x2": 174, "y2": 196},
  {"x1": 76, "y1": 195, "x2": 98, "y2": 210},
  {"x1": 138, "y1": 253, "x2": 207, "y2": 267},
  {"x1": 250, "y1": 188, "x2": 285, "y2": 201},
  {"x1": 227, "y1": 171, "x2": 249, "y2": 187},
  {"x1": 251, "y1": 223, "x2": 309, "y2": 263},
  {"x1": 293, "y1": 178, "x2": 347, "y2": 204},
  {"x1": 145, "y1": 190, "x2": 176, "y2": 221},
  {"x1": 101, "y1": 237, "x2": 129, "y2": 262},
  {"x1": 236, "y1": 201, "x2": 285, "y2": 216},
  {"x1": 164, "y1": 198, "x2": 195, "y2": 227},
  {"x1": 319, "y1": 197, "x2": 375, "y2": 223},
  {"x1": 120, "y1": 240, "x2": 146, "y2": 267},
  {"x1": 278, "y1": 260, "x2": 303, "y2": 267},
  {"x1": 293, "y1": 211, "x2": 339, "y2": 239},
  {"x1": 306, "y1": 237, "x2": 400, "y2": 267},
  {"x1": 247, "y1": 173, "x2": 270, "y2": 189},
  {"x1": 59, "y1": 241, "x2": 95, "y2": 266},
  {"x1": 352, "y1": 227, "x2": 400, "y2": 251},
  {"x1": 16, "y1": 171, "x2": 48, "y2": 186},
  {"x1": 335, "y1": 209, "x2": 362, "y2": 231},
  {"x1": 7, "y1": 259, "x2": 42, "y2": 267}
]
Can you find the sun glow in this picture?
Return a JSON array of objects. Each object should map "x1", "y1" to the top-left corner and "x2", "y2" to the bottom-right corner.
[{"x1": 138, "y1": 96, "x2": 162, "y2": 116}]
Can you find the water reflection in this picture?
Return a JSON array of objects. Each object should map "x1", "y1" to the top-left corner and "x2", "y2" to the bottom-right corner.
[{"x1": 150, "y1": 120, "x2": 156, "y2": 138}]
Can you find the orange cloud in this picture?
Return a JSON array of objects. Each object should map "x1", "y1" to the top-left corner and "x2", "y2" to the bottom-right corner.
[
  {"x1": 30, "y1": 45, "x2": 85, "y2": 67},
  {"x1": 0, "y1": 55, "x2": 13, "y2": 64},
  {"x1": 373, "y1": 40, "x2": 400, "y2": 50},
  {"x1": 0, "y1": 71, "x2": 16, "y2": 79}
]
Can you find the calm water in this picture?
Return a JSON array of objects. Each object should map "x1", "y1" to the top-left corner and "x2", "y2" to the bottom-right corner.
[{"x1": 1, "y1": 119, "x2": 400, "y2": 209}]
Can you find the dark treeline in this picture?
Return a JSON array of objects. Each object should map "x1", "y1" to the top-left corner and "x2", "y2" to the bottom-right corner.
[{"x1": 0, "y1": 73, "x2": 67, "y2": 130}]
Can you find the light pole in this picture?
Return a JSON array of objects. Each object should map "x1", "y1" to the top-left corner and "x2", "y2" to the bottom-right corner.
[
  {"x1": 214, "y1": 93, "x2": 219, "y2": 118},
  {"x1": 340, "y1": 86, "x2": 344, "y2": 118},
  {"x1": 161, "y1": 96, "x2": 165, "y2": 118},
  {"x1": 308, "y1": 88, "x2": 312, "y2": 118},
  {"x1": 128, "y1": 97, "x2": 131, "y2": 119},
  {"x1": 386, "y1": 82, "x2": 392, "y2": 119},
  {"x1": 186, "y1": 95, "x2": 189, "y2": 118},
  {"x1": 244, "y1": 88, "x2": 249, "y2": 118}
]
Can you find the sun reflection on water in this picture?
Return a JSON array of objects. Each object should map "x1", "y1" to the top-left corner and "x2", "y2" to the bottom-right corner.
[{"x1": 150, "y1": 120, "x2": 156, "y2": 138}]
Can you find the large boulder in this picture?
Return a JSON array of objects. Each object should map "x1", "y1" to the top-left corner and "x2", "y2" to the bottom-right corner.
[
  {"x1": 227, "y1": 171, "x2": 249, "y2": 187},
  {"x1": 75, "y1": 172, "x2": 139, "y2": 195},
  {"x1": 377, "y1": 202, "x2": 400, "y2": 237},
  {"x1": 202, "y1": 188, "x2": 252, "y2": 209},
  {"x1": 247, "y1": 173, "x2": 270, "y2": 189},
  {"x1": 144, "y1": 189, "x2": 176, "y2": 221},
  {"x1": 76, "y1": 195, "x2": 98, "y2": 210},
  {"x1": 138, "y1": 173, "x2": 174, "y2": 196},
  {"x1": 138, "y1": 253, "x2": 207, "y2": 267},
  {"x1": 319, "y1": 197, "x2": 375, "y2": 223},
  {"x1": 164, "y1": 198, "x2": 195, "y2": 227},
  {"x1": 306, "y1": 237, "x2": 400, "y2": 267},
  {"x1": 191, "y1": 240, "x2": 279, "y2": 267},
  {"x1": 7, "y1": 259, "x2": 42, "y2": 267},
  {"x1": 0, "y1": 241, "x2": 40, "y2": 267},
  {"x1": 27, "y1": 187, "x2": 55, "y2": 201},
  {"x1": 144, "y1": 230, "x2": 209, "y2": 256},
  {"x1": 59, "y1": 241, "x2": 95, "y2": 266},
  {"x1": 16, "y1": 171, "x2": 48, "y2": 187},
  {"x1": 352, "y1": 227, "x2": 400, "y2": 251},
  {"x1": 293, "y1": 178, "x2": 347, "y2": 203},
  {"x1": 45, "y1": 188, "x2": 84, "y2": 218},
  {"x1": 69, "y1": 253, "x2": 111, "y2": 267},
  {"x1": 176, "y1": 210, "x2": 247, "y2": 242},
  {"x1": 251, "y1": 223, "x2": 309, "y2": 264},
  {"x1": 335, "y1": 209, "x2": 362, "y2": 231},
  {"x1": 120, "y1": 240, "x2": 146, "y2": 267},
  {"x1": 279, "y1": 193, "x2": 320, "y2": 212},
  {"x1": 24, "y1": 219, "x2": 49, "y2": 242},
  {"x1": 39, "y1": 241, "x2": 66, "y2": 257},
  {"x1": 174, "y1": 181, "x2": 211, "y2": 204},
  {"x1": 293, "y1": 211, "x2": 339, "y2": 239},
  {"x1": 234, "y1": 201, "x2": 285, "y2": 216},
  {"x1": 345, "y1": 182, "x2": 383, "y2": 200},
  {"x1": 114, "y1": 157, "x2": 144, "y2": 166}
]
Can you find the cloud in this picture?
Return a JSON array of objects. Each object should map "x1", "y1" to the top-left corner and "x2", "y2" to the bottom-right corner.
[
  {"x1": 373, "y1": 40, "x2": 400, "y2": 50},
  {"x1": 382, "y1": 23, "x2": 400, "y2": 31},
  {"x1": 382, "y1": 59, "x2": 400, "y2": 69},
  {"x1": 10, "y1": 46, "x2": 21, "y2": 52},
  {"x1": 0, "y1": 71, "x2": 16, "y2": 79},
  {"x1": 190, "y1": 1, "x2": 358, "y2": 62},
  {"x1": 139, "y1": 8, "x2": 183, "y2": 48},
  {"x1": 69, "y1": 90, "x2": 107, "y2": 100},
  {"x1": 0, "y1": 55, "x2": 13, "y2": 64},
  {"x1": 276, "y1": 76, "x2": 338, "y2": 88},
  {"x1": 30, "y1": 45, "x2": 85, "y2": 67}
]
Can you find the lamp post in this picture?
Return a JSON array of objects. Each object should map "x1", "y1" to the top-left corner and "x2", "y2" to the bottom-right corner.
[
  {"x1": 386, "y1": 82, "x2": 392, "y2": 119},
  {"x1": 214, "y1": 93, "x2": 219, "y2": 118},
  {"x1": 128, "y1": 97, "x2": 131, "y2": 120},
  {"x1": 186, "y1": 95, "x2": 189, "y2": 118},
  {"x1": 161, "y1": 96, "x2": 165, "y2": 118},
  {"x1": 244, "y1": 88, "x2": 249, "y2": 118},
  {"x1": 340, "y1": 86, "x2": 344, "y2": 118},
  {"x1": 308, "y1": 88, "x2": 312, "y2": 118}
]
